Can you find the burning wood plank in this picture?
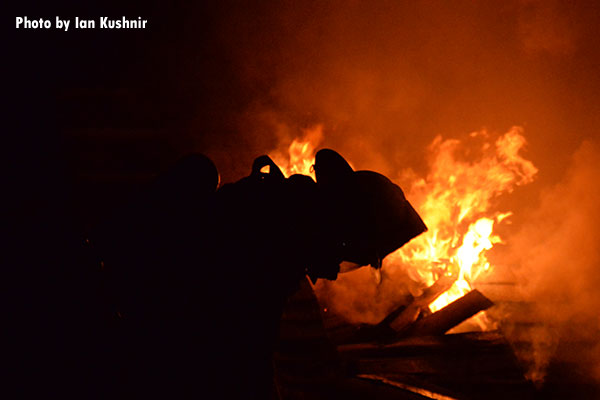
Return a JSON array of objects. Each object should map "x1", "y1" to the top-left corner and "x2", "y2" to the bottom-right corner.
[
  {"x1": 324, "y1": 280, "x2": 493, "y2": 344},
  {"x1": 396, "y1": 289, "x2": 494, "y2": 338},
  {"x1": 385, "y1": 275, "x2": 456, "y2": 332}
]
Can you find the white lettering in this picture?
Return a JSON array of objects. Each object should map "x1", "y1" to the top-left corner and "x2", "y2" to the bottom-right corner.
[
  {"x1": 55, "y1": 17, "x2": 70, "y2": 32},
  {"x1": 76, "y1": 17, "x2": 95, "y2": 29},
  {"x1": 99, "y1": 17, "x2": 148, "y2": 29},
  {"x1": 16, "y1": 17, "x2": 51, "y2": 29}
]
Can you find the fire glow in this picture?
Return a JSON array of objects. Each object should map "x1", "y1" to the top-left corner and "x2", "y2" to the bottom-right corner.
[
  {"x1": 389, "y1": 127, "x2": 538, "y2": 328},
  {"x1": 271, "y1": 126, "x2": 537, "y2": 329}
]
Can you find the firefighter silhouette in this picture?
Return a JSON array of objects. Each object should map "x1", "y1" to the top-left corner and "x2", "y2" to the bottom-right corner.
[{"x1": 89, "y1": 149, "x2": 426, "y2": 399}]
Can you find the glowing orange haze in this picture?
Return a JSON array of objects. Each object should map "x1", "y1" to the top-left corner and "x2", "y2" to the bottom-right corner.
[{"x1": 270, "y1": 126, "x2": 537, "y2": 329}]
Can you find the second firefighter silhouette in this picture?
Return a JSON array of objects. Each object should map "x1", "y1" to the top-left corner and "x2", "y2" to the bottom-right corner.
[{"x1": 90, "y1": 148, "x2": 426, "y2": 399}]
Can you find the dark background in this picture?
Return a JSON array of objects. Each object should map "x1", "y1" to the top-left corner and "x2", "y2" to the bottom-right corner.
[
  {"x1": 6, "y1": 2, "x2": 243, "y2": 395},
  {"x1": 8, "y1": 2, "x2": 257, "y2": 229}
]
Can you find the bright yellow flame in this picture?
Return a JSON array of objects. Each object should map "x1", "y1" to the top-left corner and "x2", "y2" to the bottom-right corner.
[
  {"x1": 387, "y1": 127, "x2": 537, "y2": 328},
  {"x1": 271, "y1": 126, "x2": 538, "y2": 331}
]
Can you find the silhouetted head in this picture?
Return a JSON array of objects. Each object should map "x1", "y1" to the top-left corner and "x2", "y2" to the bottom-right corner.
[{"x1": 314, "y1": 149, "x2": 427, "y2": 269}]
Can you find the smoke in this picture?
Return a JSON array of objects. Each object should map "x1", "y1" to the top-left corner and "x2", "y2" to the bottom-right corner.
[
  {"x1": 192, "y1": 1, "x2": 600, "y2": 204},
  {"x1": 186, "y1": 0, "x2": 600, "y2": 390},
  {"x1": 315, "y1": 266, "x2": 415, "y2": 325},
  {"x1": 517, "y1": 0, "x2": 579, "y2": 55},
  {"x1": 200, "y1": 2, "x2": 600, "y2": 385},
  {"x1": 499, "y1": 139, "x2": 600, "y2": 384}
]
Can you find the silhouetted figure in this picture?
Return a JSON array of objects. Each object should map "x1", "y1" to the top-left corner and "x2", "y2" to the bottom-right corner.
[{"x1": 88, "y1": 150, "x2": 426, "y2": 399}]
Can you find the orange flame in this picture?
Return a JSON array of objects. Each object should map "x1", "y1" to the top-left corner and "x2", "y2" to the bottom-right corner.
[
  {"x1": 388, "y1": 127, "x2": 537, "y2": 327},
  {"x1": 271, "y1": 126, "x2": 537, "y2": 330},
  {"x1": 270, "y1": 125, "x2": 323, "y2": 178}
]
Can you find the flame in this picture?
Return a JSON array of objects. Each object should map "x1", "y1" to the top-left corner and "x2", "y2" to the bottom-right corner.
[
  {"x1": 270, "y1": 125, "x2": 323, "y2": 178},
  {"x1": 271, "y1": 126, "x2": 537, "y2": 330},
  {"x1": 387, "y1": 127, "x2": 537, "y2": 327}
]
